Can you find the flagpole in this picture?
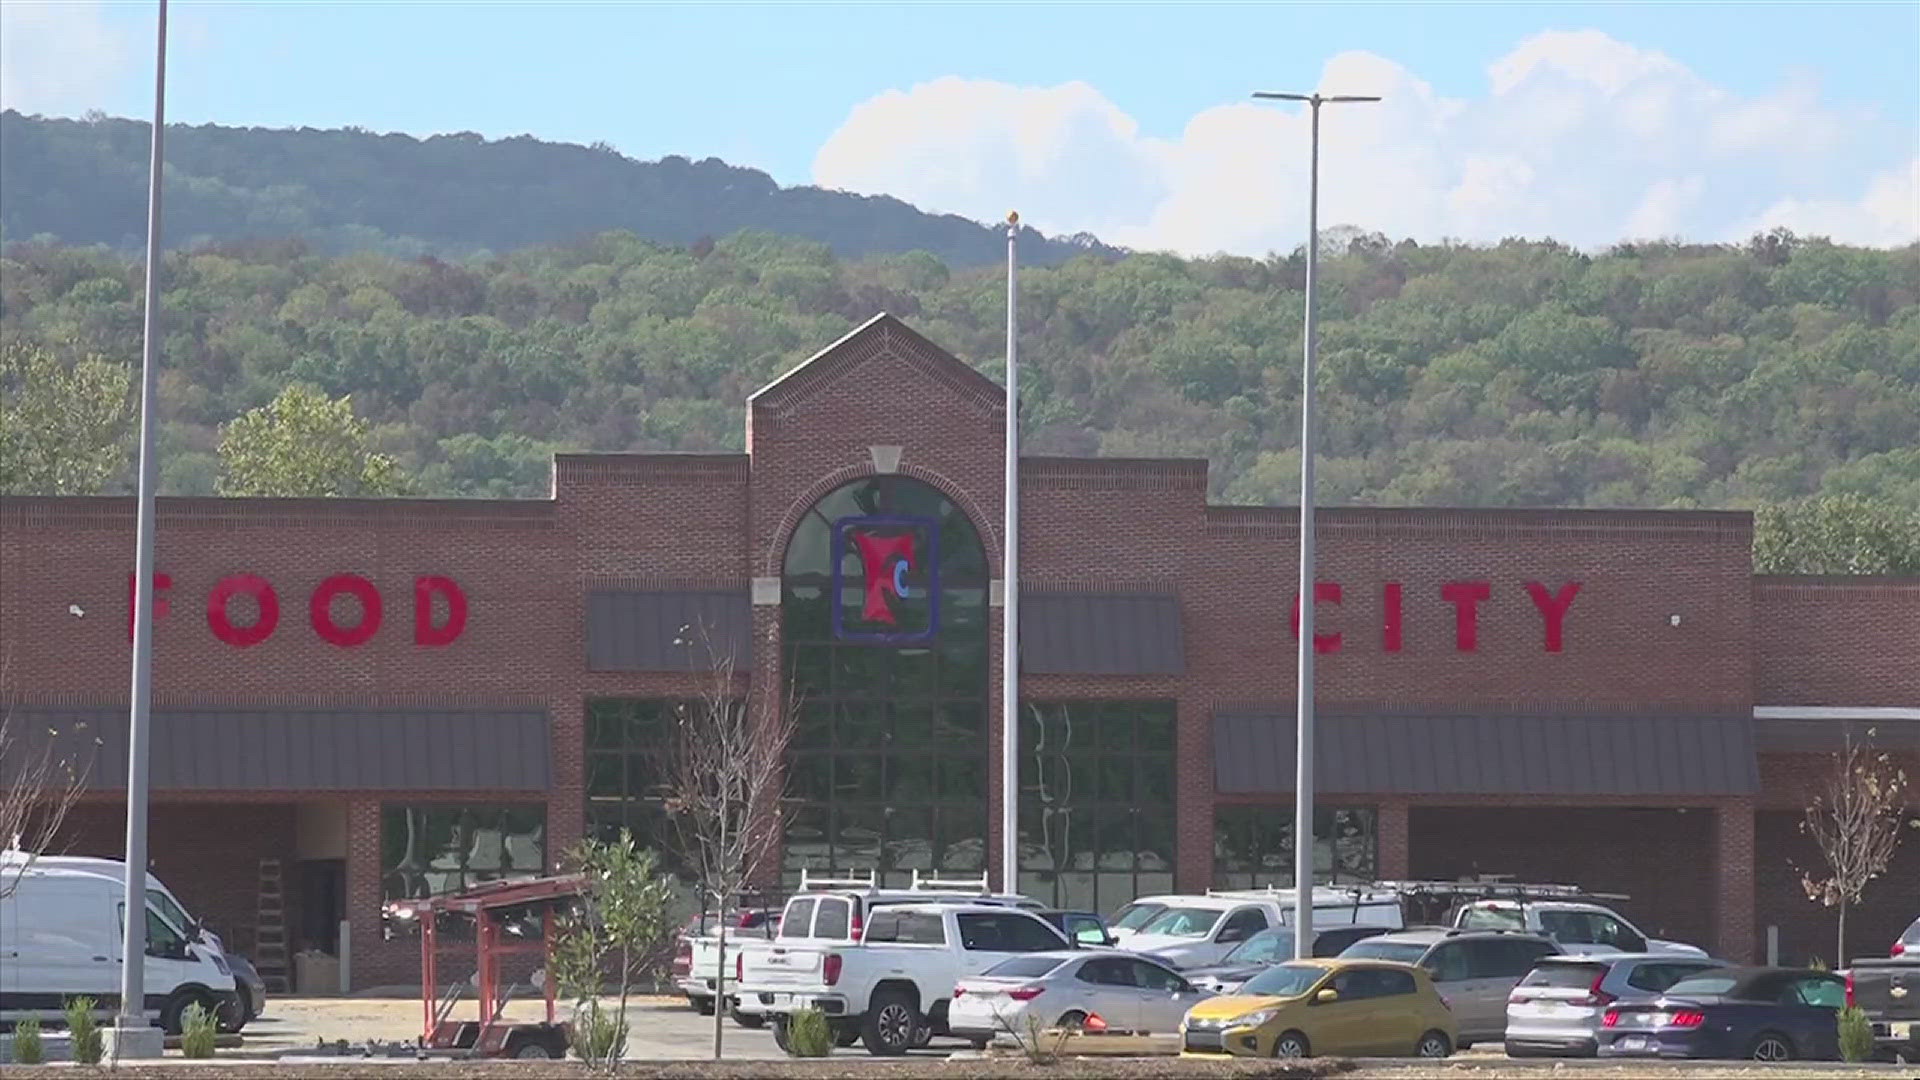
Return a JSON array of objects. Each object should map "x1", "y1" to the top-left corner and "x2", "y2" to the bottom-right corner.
[
  {"x1": 118, "y1": 0, "x2": 168, "y2": 1056},
  {"x1": 1000, "y1": 211, "x2": 1020, "y2": 894}
]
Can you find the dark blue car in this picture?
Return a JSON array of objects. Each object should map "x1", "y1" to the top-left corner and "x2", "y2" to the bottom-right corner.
[{"x1": 1596, "y1": 966, "x2": 1844, "y2": 1062}]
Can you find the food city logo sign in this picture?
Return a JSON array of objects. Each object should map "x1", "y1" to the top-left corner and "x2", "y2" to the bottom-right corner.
[
  {"x1": 125, "y1": 572, "x2": 469, "y2": 648},
  {"x1": 832, "y1": 515, "x2": 939, "y2": 644},
  {"x1": 1290, "y1": 580, "x2": 1583, "y2": 654}
]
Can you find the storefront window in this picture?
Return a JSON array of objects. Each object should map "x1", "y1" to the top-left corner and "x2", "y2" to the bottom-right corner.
[
  {"x1": 782, "y1": 476, "x2": 988, "y2": 887},
  {"x1": 1018, "y1": 701, "x2": 1177, "y2": 911},
  {"x1": 1212, "y1": 806, "x2": 1377, "y2": 889},
  {"x1": 583, "y1": 697, "x2": 687, "y2": 863},
  {"x1": 380, "y1": 804, "x2": 546, "y2": 902}
]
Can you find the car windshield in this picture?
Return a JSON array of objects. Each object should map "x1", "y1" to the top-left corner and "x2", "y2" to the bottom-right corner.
[
  {"x1": 1112, "y1": 903, "x2": 1167, "y2": 932},
  {"x1": 146, "y1": 889, "x2": 195, "y2": 934},
  {"x1": 984, "y1": 956, "x2": 1070, "y2": 979},
  {"x1": 1240, "y1": 963, "x2": 1326, "y2": 998},
  {"x1": 1223, "y1": 928, "x2": 1296, "y2": 965},
  {"x1": 1521, "y1": 962, "x2": 1608, "y2": 989},
  {"x1": 1665, "y1": 974, "x2": 1737, "y2": 998},
  {"x1": 1459, "y1": 906, "x2": 1525, "y2": 931},
  {"x1": 1904, "y1": 917, "x2": 1920, "y2": 944},
  {"x1": 1339, "y1": 939, "x2": 1431, "y2": 965},
  {"x1": 1136, "y1": 907, "x2": 1224, "y2": 938}
]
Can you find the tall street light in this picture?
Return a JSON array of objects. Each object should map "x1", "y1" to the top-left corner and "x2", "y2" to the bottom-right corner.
[
  {"x1": 119, "y1": 0, "x2": 169, "y2": 1054},
  {"x1": 1251, "y1": 90, "x2": 1379, "y2": 960}
]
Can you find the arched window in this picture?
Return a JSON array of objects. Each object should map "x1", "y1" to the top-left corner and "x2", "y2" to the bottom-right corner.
[{"x1": 781, "y1": 476, "x2": 989, "y2": 885}]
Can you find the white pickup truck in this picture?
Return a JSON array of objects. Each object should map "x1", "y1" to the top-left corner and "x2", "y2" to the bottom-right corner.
[
  {"x1": 1451, "y1": 899, "x2": 1707, "y2": 956},
  {"x1": 740, "y1": 903, "x2": 1075, "y2": 1055},
  {"x1": 670, "y1": 909, "x2": 782, "y2": 1022}
]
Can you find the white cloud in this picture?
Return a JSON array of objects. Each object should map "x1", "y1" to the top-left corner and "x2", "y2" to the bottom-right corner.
[
  {"x1": 812, "y1": 30, "x2": 1917, "y2": 254},
  {"x1": 0, "y1": 1, "x2": 137, "y2": 115}
]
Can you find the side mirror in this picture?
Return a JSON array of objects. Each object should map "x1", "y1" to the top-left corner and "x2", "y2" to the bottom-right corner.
[
  {"x1": 1216, "y1": 928, "x2": 1246, "y2": 944},
  {"x1": 1314, "y1": 988, "x2": 1339, "y2": 1004},
  {"x1": 1104, "y1": 935, "x2": 1118, "y2": 947}
]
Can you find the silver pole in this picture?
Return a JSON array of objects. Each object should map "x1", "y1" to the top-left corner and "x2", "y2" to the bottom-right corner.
[
  {"x1": 1000, "y1": 211, "x2": 1020, "y2": 894},
  {"x1": 1251, "y1": 89, "x2": 1379, "y2": 958},
  {"x1": 120, "y1": 0, "x2": 168, "y2": 1030}
]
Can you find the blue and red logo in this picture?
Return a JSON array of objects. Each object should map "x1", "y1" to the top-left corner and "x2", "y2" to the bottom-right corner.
[{"x1": 832, "y1": 515, "x2": 940, "y2": 642}]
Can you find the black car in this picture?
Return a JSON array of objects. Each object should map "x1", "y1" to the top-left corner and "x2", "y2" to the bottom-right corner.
[
  {"x1": 1597, "y1": 966, "x2": 1845, "y2": 1061},
  {"x1": 1032, "y1": 909, "x2": 1115, "y2": 947},
  {"x1": 1183, "y1": 925, "x2": 1392, "y2": 993}
]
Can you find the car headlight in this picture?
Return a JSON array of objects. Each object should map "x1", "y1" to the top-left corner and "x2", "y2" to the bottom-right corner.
[
  {"x1": 211, "y1": 953, "x2": 231, "y2": 977},
  {"x1": 1228, "y1": 1009, "x2": 1279, "y2": 1029}
]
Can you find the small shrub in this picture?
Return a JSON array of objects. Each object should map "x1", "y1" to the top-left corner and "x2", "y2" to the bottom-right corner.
[
  {"x1": 179, "y1": 1002, "x2": 218, "y2": 1058},
  {"x1": 64, "y1": 997, "x2": 103, "y2": 1065},
  {"x1": 12, "y1": 1017, "x2": 44, "y2": 1065},
  {"x1": 783, "y1": 1007, "x2": 832, "y2": 1057},
  {"x1": 568, "y1": 1000, "x2": 627, "y2": 1065},
  {"x1": 1839, "y1": 1005, "x2": 1876, "y2": 1063}
]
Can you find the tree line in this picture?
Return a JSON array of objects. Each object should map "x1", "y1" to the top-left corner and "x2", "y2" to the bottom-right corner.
[{"x1": 2, "y1": 226, "x2": 1916, "y2": 571}]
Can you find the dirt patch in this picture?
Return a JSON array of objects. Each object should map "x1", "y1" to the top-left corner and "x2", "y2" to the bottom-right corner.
[{"x1": 0, "y1": 1059, "x2": 1342, "y2": 1080}]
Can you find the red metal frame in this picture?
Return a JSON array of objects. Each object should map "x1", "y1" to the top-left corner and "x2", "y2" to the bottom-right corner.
[{"x1": 392, "y1": 874, "x2": 586, "y2": 1054}]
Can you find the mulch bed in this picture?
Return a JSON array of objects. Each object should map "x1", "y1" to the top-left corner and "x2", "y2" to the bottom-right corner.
[{"x1": 0, "y1": 1059, "x2": 1343, "y2": 1079}]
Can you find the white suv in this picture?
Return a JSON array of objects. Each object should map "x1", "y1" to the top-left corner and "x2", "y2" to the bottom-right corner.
[{"x1": 1452, "y1": 900, "x2": 1706, "y2": 956}]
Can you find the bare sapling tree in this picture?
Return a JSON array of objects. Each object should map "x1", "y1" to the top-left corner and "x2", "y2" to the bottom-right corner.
[
  {"x1": 1798, "y1": 727, "x2": 1916, "y2": 965},
  {"x1": 0, "y1": 687, "x2": 99, "y2": 898},
  {"x1": 550, "y1": 831, "x2": 678, "y2": 1071},
  {"x1": 662, "y1": 619, "x2": 797, "y2": 1060}
]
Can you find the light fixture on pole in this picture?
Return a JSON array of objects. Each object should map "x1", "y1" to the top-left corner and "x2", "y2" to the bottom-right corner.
[
  {"x1": 1250, "y1": 89, "x2": 1379, "y2": 960},
  {"x1": 117, "y1": 0, "x2": 169, "y2": 1058},
  {"x1": 1000, "y1": 210, "x2": 1020, "y2": 895}
]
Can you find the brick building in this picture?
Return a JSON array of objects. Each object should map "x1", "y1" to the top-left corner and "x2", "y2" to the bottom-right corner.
[{"x1": 3, "y1": 314, "x2": 1915, "y2": 990}]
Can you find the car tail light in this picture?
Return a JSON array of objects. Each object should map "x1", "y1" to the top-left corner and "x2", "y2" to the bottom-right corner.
[
  {"x1": 1668, "y1": 1009, "x2": 1705, "y2": 1029},
  {"x1": 1893, "y1": 941, "x2": 1906, "y2": 958},
  {"x1": 1583, "y1": 971, "x2": 1617, "y2": 1008},
  {"x1": 1508, "y1": 992, "x2": 1531, "y2": 1004},
  {"x1": 1601, "y1": 1009, "x2": 1622, "y2": 1029},
  {"x1": 850, "y1": 907, "x2": 863, "y2": 942},
  {"x1": 1007, "y1": 985, "x2": 1045, "y2": 1001},
  {"x1": 823, "y1": 953, "x2": 843, "y2": 987},
  {"x1": 672, "y1": 940, "x2": 692, "y2": 976},
  {"x1": 1846, "y1": 971, "x2": 1855, "y2": 1008},
  {"x1": 735, "y1": 952, "x2": 744, "y2": 982},
  {"x1": 953, "y1": 986, "x2": 967, "y2": 998}
]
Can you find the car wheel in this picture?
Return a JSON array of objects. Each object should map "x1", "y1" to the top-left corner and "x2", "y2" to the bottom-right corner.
[
  {"x1": 729, "y1": 1006, "x2": 765, "y2": 1029},
  {"x1": 771, "y1": 1016, "x2": 792, "y2": 1054},
  {"x1": 691, "y1": 995, "x2": 716, "y2": 1016},
  {"x1": 968, "y1": 1036, "x2": 991, "y2": 1050},
  {"x1": 510, "y1": 1038, "x2": 553, "y2": 1059},
  {"x1": 1417, "y1": 1030, "x2": 1453, "y2": 1058},
  {"x1": 160, "y1": 989, "x2": 214, "y2": 1037},
  {"x1": 217, "y1": 986, "x2": 249, "y2": 1034},
  {"x1": 862, "y1": 990, "x2": 919, "y2": 1056},
  {"x1": 833, "y1": 1023, "x2": 862, "y2": 1048},
  {"x1": 1273, "y1": 1030, "x2": 1311, "y2": 1058},
  {"x1": 1747, "y1": 1032, "x2": 1793, "y2": 1061},
  {"x1": 1056, "y1": 1010, "x2": 1088, "y2": 1032}
]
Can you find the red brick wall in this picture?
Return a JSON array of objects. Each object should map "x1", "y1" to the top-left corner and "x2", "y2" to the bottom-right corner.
[
  {"x1": 1754, "y1": 809, "x2": 1920, "y2": 967},
  {"x1": 1753, "y1": 576, "x2": 1920, "y2": 705}
]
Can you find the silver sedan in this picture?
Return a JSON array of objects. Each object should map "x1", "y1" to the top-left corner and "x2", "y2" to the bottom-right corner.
[{"x1": 946, "y1": 950, "x2": 1213, "y2": 1041}]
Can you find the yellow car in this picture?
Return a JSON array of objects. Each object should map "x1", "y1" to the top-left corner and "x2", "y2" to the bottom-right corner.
[{"x1": 1180, "y1": 958, "x2": 1456, "y2": 1059}]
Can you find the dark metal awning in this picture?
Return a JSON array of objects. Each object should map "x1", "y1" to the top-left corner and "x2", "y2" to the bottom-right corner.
[
  {"x1": 587, "y1": 589, "x2": 750, "y2": 671},
  {"x1": 2, "y1": 708, "x2": 550, "y2": 792},
  {"x1": 1213, "y1": 711, "x2": 1759, "y2": 796},
  {"x1": 1020, "y1": 591, "x2": 1183, "y2": 676}
]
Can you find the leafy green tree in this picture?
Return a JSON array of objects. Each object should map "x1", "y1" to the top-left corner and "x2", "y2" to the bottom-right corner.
[
  {"x1": 550, "y1": 832, "x2": 678, "y2": 1071},
  {"x1": 1753, "y1": 495, "x2": 1920, "y2": 574},
  {"x1": 217, "y1": 384, "x2": 406, "y2": 496},
  {"x1": 0, "y1": 340, "x2": 133, "y2": 494}
]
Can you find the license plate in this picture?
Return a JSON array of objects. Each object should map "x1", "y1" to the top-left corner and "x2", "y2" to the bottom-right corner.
[
  {"x1": 1894, "y1": 1021, "x2": 1913, "y2": 1040},
  {"x1": 1619, "y1": 1036, "x2": 1650, "y2": 1052}
]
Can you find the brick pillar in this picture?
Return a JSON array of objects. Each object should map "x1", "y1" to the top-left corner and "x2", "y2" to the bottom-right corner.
[
  {"x1": 749, "y1": 601, "x2": 785, "y2": 892},
  {"x1": 1176, "y1": 696, "x2": 1212, "y2": 892},
  {"x1": 1376, "y1": 799, "x2": 1410, "y2": 880},
  {"x1": 1713, "y1": 798, "x2": 1756, "y2": 963},
  {"x1": 547, "y1": 696, "x2": 585, "y2": 862},
  {"x1": 344, "y1": 798, "x2": 384, "y2": 992}
]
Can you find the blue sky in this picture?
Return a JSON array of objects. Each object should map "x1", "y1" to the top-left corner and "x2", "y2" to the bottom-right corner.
[{"x1": 4, "y1": 2, "x2": 1916, "y2": 251}]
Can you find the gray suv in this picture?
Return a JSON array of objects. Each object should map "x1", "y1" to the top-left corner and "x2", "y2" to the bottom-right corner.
[
  {"x1": 1340, "y1": 928, "x2": 1560, "y2": 1047},
  {"x1": 1506, "y1": 953, "x2": 1726, "y2": 1057}
]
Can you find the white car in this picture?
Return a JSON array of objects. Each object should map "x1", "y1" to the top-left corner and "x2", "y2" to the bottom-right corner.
[
  {"x1": 1123, "y1": 888, "x2": 1405, "y2": 969},
  {"x1": 1452, "y1": 900, "x2": 1706, "y2": 957},
  {"x1": 740, "y1": 902, "x2": 1071, "y2": 1055},
  {"x1": 946, "y1": 950, "x2": 1211, "y2": 1041}
]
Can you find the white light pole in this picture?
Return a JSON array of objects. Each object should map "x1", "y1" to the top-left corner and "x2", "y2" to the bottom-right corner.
[
  {"x1": 119, "y1": 0, "x2": 169, "y2": 1049},
  {"x1": 1251, "y1": 90, "x2": 1379, "y2": 959},
  {"x1": 1000, "y1": 210, "x2": 1020, "y2": 895}
]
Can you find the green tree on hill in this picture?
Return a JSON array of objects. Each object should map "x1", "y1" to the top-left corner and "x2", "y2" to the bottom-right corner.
[{"x1": 217, "y1": 384, "x2": 407, "y2": 497}]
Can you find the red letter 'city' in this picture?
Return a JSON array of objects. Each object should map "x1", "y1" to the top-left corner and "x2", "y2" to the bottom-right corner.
[
  {"x1": 1290, "y1": 582, "x2": 1344, "y2": 654},
  {"x1": 414, "y1": 575, "x2": 468, "y2": 646},
  {"x1": 1440, "y1": 581, "x2": 1491, "y2": 652},
  {"x1": 1524, "y1": 581, "x2": 1581, "y2": 653},
  {"x1": 127, "y1": 571, "x2": 172, "y2": 641}
]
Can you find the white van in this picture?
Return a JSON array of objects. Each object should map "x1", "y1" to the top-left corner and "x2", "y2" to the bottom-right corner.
[
  {"x1": 1118, "y1": 887, "x2": 1407, "y2": 969},
  {"x1": 2, "y1": 851, "x2": 221, "y2": 953},
  {"x1": 0, "y1": 860, "x2": 238, "y2": 1034}
]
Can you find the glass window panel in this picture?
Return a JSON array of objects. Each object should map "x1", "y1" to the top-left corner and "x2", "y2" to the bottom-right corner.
[
  {"x1": 941, "y1": 644, "x2": 986, "y2": 695},
  {"x1": 1097, "y1": 811, "x2": 1136, "y2": 871},
  {"x1": 887, "y1": 754, "x2": 938, "y2": 804},
  {"x1": 1100, "y1": 756, "x2": 1133, "y2": 803},
  {"x1": 834, "y1": 806, "x2": 884, "y2": 869},
  {"x1": 1017, "y1": 803, "x2": 1055, "y2": 871},
  {"x1": 1058, "y1": 872, "x2": 1097, "y2": 912},
  {"x1": 788, "y1": 644, "x2": 832, "y2": 698},
  {"x1": 890, "y1": 703, "x2": 935, "y2": 748},
  {"x1": 1067, "y1": 756, "x2": 1098, "y2": 809},
  {"x1": 937, "y1": 703, "x2": 983, "y2": 748},
  {"x1": 1017, "y1": 872, "x2": 1057, "y2": 906},
  {"x1": 586, "y1": 705, "x2": 626, "y2": 750},
  {"x1": 1137, "y1": 705, "x2": 1175, "y2": 753},
  {"x1": 838, "y1": 703, "x2": 886, "y2": 747},
  {"x1": 834, "y1": 754, "x2": 884, "y2": 801},
  {"x1": 790, "y1": 753, "x2": 833, "y2": 803},
  {"x1": 1137, "y1": 757, "x2": 1174, "y2": 806},
  {"x1": 784, "y1": 805, "x2": 831, "y2": 871},
  {"x1": 937, "y1": 805, "x2": 986, "y2": 870},
  {"x1": 586, "y1": 754, "x2": 623, "y2": 797},
  {"x1": 884, "y1": 807, "x2": 934, "y2": 871},
  {"x1": 939, "y1": 755, "x2": 985, "y2": 803},
  {"x1": 891, "y1": 648, "x2": 938, "y2": 698},
  {"x1": 1137, "y1": 871, "x2": 1174, "y2": 900},
  {"x1": 793, "y1": 701, "x2": 833, "y2": 751},
  {"x1": 1137, "y1": 809, "x2": 1175, "y2": 873},
  {"x1": 1098, "y1": 707, "x2": 1133, "y2": 752},
  {"x1": 1096, "y1": 873, "x2": 1136, "y2": 918},
  {"x1": 627, "y1": 753, "x2": 661, "y2": 798},
  {"x1": 942, "y1": 589, "x2": 985, "y2": 632},
  {"x1": 834, "y1": 647, "x2": 889, "y2": 697}
]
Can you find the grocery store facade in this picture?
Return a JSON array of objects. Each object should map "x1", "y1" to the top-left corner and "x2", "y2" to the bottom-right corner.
[{"x1": 3, "y1": 314, "x2": 1915, "y2": 990}]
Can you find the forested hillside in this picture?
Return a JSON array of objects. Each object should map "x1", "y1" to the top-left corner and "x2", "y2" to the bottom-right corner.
[
  {"x1": 2, "y1": 227, "x2": 1917, "y2": 510},
  {"x1": 0, "y1": 111, "x2": 1112, "y2": 268}
]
